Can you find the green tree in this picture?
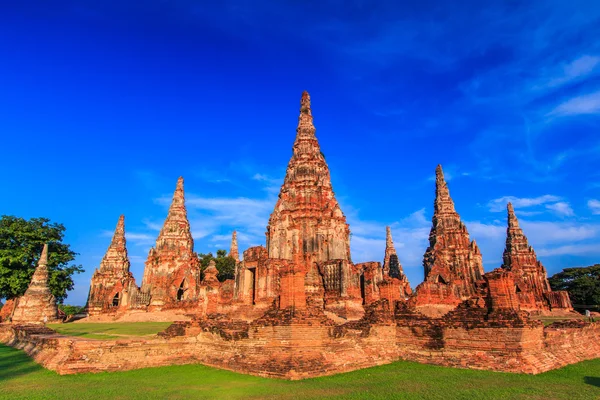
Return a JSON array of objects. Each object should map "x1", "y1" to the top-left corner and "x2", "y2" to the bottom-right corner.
[
  {"x1": 197, "y1": 249, "x2": 236, "y2": 282},
  {"x1": 548, "y1": 265, "x2": 600, "y2": 306},
  {"x1": 0, "y1": 215, "x2": 84, "y2": 303},
  {"x1": 58, "y1": 304, "x2": 84, "y2": 316}
]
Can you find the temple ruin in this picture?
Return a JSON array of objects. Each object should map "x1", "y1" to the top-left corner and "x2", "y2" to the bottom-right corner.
[
  {"x1": 1, "y1": 91, "x2": 597, "y2": 379},
  {"x1": 501, "y1": 202, "x2": 572, "y2": 312},
  {"x1": 87, "y1": 215, "x2": 138, "y2": 315},
  {"x1": 10, "y1": 244, "x2": 60, "y2": 324}
]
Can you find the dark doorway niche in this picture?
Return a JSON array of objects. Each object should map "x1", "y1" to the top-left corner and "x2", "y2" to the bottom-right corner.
[
  {"x1": 249, "y1": 268, "x2": 256, "y2": 305},
  {"x1": 360, "y1": 274, "x2": 366, "y2": 305},
  {"x1": 112, "y1": 292, "x2": 120, "y2": 307},
  {"x1": 177, "y1": 279, "x2": 186, "y2": 301}
]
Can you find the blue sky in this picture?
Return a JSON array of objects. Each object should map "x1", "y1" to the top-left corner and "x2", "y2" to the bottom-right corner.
[{"x1": 1, "y1": 1, "x2": 600, "y2": 306}]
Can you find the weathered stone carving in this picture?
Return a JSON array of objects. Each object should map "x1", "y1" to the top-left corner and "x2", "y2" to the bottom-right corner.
[
  {"x1": 414, "y1": 165, "x2": 483, "y2": 313},
  {"x1": 11, "y1": 244, "x2": 59, "y2": 324},
  {"x1": 502, "y1": 203, "x2": 572, "y2": 312},
  {"x1": 383, "y1": 226, "x2": 396, "y2": 276},
  {"x1": 264, "y1": 91, "x2": 360, "y2": 315},
  {"x1": 86, "y1": 215, "x2": 138, "y2": 315},
  {"x1": 266, "y1": 91, "x2": 350, "y2": 263},
  {"x1": 141, "y1": 177, "x2": 201, "y2": 309},
  {"x1": 229, "y1": 230, "x2": 240, "y2": 262}
]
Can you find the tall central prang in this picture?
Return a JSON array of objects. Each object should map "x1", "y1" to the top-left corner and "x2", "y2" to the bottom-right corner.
[{"x1": 266, "y1": 91, "x2": 350, "y2": 263}]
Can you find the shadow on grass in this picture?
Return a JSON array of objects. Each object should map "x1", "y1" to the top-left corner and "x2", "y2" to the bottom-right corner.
[
  {"x1": 584, "y1": 376, "x2": 600, "y2": 388},
  {"x1": 0, "y1": 348, "x2": 44, "y2": 381}
]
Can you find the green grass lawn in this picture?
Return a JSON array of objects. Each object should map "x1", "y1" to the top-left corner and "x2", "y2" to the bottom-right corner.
[
  {"x1": 536, "y1": 316, "x2": 597, "y2": 326},
  {"x1": 46, "y1": 322, "x2": 172, "y2": 339},
  {"x1": 0, "y1": 344, "x2": 599, "y2": 400}
]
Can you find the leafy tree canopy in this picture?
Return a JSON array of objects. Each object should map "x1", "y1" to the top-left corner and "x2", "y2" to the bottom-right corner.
[
  {"x1": 0, "y1": 215, "x2": 84, "y2": 303},
  {"x1": 197, "y1": 249, "x2": 236, "y2": 282},
  {"x1": 58, "y1": 304, "x2": 84, "y2": 316},
  {"x1": 549, "y1": 264, "x2": 600, "y2": 306}
]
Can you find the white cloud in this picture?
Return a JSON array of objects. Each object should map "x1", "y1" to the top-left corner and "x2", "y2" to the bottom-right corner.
[
  {"x1": 564, "y1": 55, "x2": 600, "y2": 78},
  {"x1": 545, "y1": 201, "x2": 575, "y2": 217},
  {"x1": 350, "y1": 236, "x2": 386, "y2": 264},
  {"x1": 252, "y1": 173, "x2": 269, "y2": 181},
  {"x1": 126, "y1": 233, "x2": 156, "y2": 243},
  {"x1": 541, "y1": 55, "x2": 600, "y2": 89},
  {"x1": 184, "y1": 196, "x2": 271, "y2": 212},
  {"x1": 588, "y1": 199, "x2": 600, "y2": 215},
  {"x1": 548, "y1": 90, "x2": 600, "y2": 117},
  {"x1": 101, "y1": 229, "x2": 155, "y2": 247},
  {"x1": 464, "y1": 218, "x2": 600, "y2": 268},
  {"x1": 513, "y1": 210, "x2": 543, "y2": 217},
  {"x1": 142, "y1": 219, "x2": 162, "y2": 231},
  {"x1": 403, "y1": 208, "x2": 429, "y2": 226},
  {"x1": 517, "y1": 220, "x2": 594, "y2": 245},
  {"x1": 537, "y1": 244, "x2": 600, "y2": 257},
  {"x1": 183, "y1": 195, "x2": 274, "y2": 247},
  {"x1": 465, "y1": 221, "x2": 505, "y2": 240},
  {"x1": 251, "y1": 173, "x2": 282, "y2": 194},
  {"x1": 521, "y1": 220, "x2": 597, "y2": 244},
  {"x1": 487, "y1": 195, "x2": 561, "y2": 212}
]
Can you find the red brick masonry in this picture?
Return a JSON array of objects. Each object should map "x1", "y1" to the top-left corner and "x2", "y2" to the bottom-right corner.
[{"x1": 1, "y1": 312, "x2": 598, "y2": 379}]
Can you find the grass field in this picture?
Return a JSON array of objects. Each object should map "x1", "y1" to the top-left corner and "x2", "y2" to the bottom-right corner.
[
  {"x1": 536, "y1": 316, "x2": 597, "y2": 326},
  {"x1": 1, "y1": 344, "x2": 599, "y2": 400},
  {"x1": 47, "y1": 322, "x2": 172, "y2": 339}
]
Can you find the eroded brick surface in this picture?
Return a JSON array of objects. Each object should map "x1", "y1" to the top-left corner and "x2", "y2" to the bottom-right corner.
[
  {"x1": 414, "y1": 165, "x2": 484, "y2": 311},
  {"x1": 11, "y1": 244, "x2": 60, "y2": 324},
  {"x1": 86, "y1": 215, "x2": 138, "y2": 316},
  {"x1": 502, "y1": 203, "x2": 572, "y2": 312},
  {"x1": 141, "y1": 177, "x2": 201, "y2": 310}
]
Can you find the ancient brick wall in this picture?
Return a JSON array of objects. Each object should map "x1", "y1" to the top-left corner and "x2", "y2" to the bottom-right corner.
[
  {"x1": 0, "y1": 299, "x2": 16, "y2": 322},
  {"x1": 2, "y1": 318, "x2": 599, "y2": 379}
]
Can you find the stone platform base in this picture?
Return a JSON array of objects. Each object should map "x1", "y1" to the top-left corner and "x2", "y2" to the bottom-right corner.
[{"x1": 2, "y1": 316, "x2": 600, "y2": 379}]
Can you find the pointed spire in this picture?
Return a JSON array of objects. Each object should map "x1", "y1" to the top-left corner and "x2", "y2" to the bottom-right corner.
[
  {"x1": 502, "y1": 201, "x2": 554, "y2": 306},
  {"x1": 420, "y1": 163, "x2": 484, "y2": 296},
  {"x1": 10, "y1": 243, "x2": 58, "y2": 324},
  {"x1": 435, "y1": 164, "x2": 444, "y2": 180},
  {"x1": 434, "y1": 164, "x2": 456, "y2": 214},
  {"x1": 503, "y1": 203, "x2": 534, "y2": 270},
  {"x1": 155, "y1": 176, "x2": 193, "y2": 250},
  {"x1": 507, "y1": 202, "x2": 520, "y2": 229},
  {"x1": 266, "y1": 92, "x2": 350, "y2": 262},
  {"x1": 39, "y1": 243, "x2": 48, "y2": 267},
  {"x1": 111, "y1": 215, "x2": 126, "y2": 248},
  {"x1": 230, "y1": 230, "x2": 239, "y2": 262},
  {"x1": 300, "y1": 90, "x2": 311, "y2": 115},
  {"x1": 170, "y1": 176, "x2": 185, "y2": 208},
  {"x1": 99, "y1": 215, "x2": 130, "y2": 273},
  {"x1": 292, "y1": 91, "x2": 321, "y2": 158},
  {"x1": 28, "y1": 244, "x2": 51, "y2": 291},
  {"x1": 386, "y1": 226, "x2": 394, "y2": 249},
  {"x1": 383, "y1": 226, "x2": 397, "y2": 273},
  {"x1": 383, "y1": 227, "x2": 405, "y2": 279}
]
